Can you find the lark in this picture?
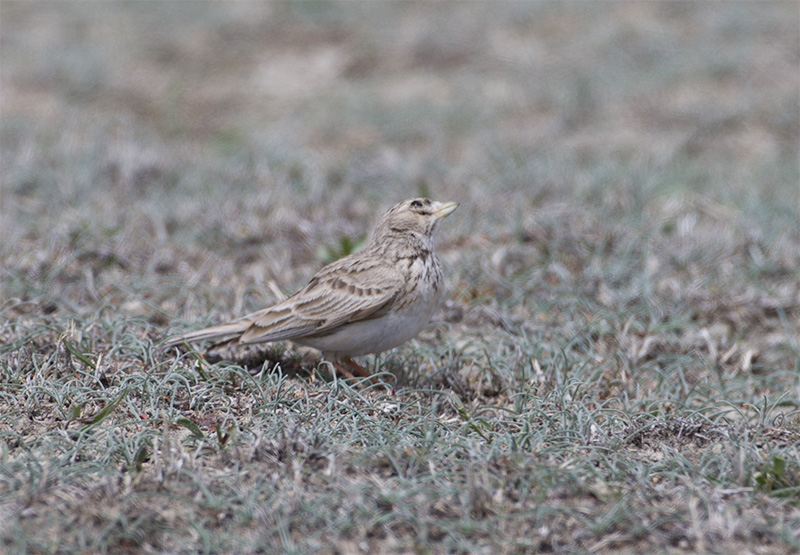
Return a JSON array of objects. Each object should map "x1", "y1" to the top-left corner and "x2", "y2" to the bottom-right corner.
[{"x1": 164, "y1": 198, "x2": 458, "y2": 378}]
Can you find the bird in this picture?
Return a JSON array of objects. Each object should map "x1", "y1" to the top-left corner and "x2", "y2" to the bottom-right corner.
[{"x1": 163, "y1": 198, "x2": 458, "y2": 379}]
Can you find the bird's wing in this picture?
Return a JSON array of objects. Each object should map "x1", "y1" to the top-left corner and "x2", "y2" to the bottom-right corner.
[{"x1": 237, "y1": 255, "x2": 404, "y2": 345}]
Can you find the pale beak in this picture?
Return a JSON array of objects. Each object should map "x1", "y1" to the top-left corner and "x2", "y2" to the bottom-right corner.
[{"x1": 434, "y1": 201, "x2": 459, "y2": 219}]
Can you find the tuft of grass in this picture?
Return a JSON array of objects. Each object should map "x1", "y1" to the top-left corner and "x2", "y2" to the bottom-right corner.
[{"x1": 317, "y1": 234, "x2": 367, "y2": 265}]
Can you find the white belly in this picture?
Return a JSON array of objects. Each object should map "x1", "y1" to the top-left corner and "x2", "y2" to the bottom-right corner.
[{"x1": 297, "y1": 289, "x2": 441, "y2": 358}]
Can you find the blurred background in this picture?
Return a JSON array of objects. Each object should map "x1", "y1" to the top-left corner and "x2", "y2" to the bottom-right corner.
[{"x1": 2, "y1": 1, "x2": 798, "y2": 338}]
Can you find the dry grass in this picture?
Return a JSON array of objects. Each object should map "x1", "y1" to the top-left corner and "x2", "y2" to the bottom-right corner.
[{"x1": 2, "y1": 2, "x2": 799, "y2": 553}]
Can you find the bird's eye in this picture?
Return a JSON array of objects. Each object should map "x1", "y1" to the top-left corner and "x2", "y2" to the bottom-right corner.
[{"x1": 411, "y1": 200, "x2": 423, "y2": 208}]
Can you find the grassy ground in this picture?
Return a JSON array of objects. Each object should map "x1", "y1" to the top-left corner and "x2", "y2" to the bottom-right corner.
[{"x1": 2, "y1": 2, "x2": 799, "y2": 553}]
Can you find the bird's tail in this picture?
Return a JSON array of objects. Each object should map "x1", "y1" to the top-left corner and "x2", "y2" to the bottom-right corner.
[{"x1": 162, "y1": 322, "x2": 247, "y2": 349}]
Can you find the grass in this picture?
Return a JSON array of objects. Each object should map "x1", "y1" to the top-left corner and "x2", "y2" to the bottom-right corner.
[{"x1": 2, "y1": 1, "x2": 799, "y2": 553}]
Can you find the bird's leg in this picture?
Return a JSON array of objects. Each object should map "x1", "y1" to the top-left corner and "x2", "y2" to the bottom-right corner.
[
  {"x1": 332, "y1": 361, "x2": 357, "y2": 379},
  {"x1": 331, "y1": 359, "x2": 389, "y2": 389},
  {"x1": 343, "y1": 359, "x2": 372, "y2": 379}
]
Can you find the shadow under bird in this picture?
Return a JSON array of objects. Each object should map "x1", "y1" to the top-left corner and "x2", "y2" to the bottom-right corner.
[{"x1": 163, "y1": 198, "x2": 459, "y2": 378}]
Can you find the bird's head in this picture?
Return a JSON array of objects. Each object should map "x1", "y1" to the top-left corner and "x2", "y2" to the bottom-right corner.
[{"x1": 372, "y1": 198, "x2": 459, "y2": 247}]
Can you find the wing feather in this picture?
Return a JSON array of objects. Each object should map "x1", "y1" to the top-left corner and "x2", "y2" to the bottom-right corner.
[{"x1": 237, "y1": 254, "x2": 404, "y2": 345}]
